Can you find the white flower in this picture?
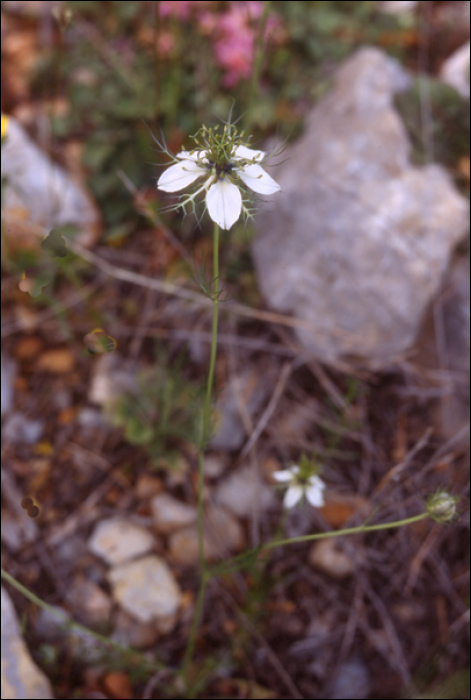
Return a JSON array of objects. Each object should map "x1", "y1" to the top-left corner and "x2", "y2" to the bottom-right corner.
[
  {"x1": 157, "y1": 143, "x2": 280, "y2": 230},
  {"x1": 273, "y1": 465, "x2": 326, "y2": 509}
]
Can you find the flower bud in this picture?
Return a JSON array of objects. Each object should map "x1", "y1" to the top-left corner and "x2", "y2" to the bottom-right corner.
[{"x1": 426, "y1": 492, "x2": 458, "y2": 522}]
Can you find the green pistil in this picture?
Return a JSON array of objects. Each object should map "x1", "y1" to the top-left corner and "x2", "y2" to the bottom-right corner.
[{"x1": 191, "y1": 122, "x2": 250, "y2": 171}]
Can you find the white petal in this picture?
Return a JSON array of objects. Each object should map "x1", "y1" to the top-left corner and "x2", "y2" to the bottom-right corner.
[
  {"x1": 158, "y1": 160, "x2": 206, "y2": 192},
  {"x1": 206, "y1": 180, "x2": 242, "y2": 230},
  {"x1": 273, "y1": 470, "x2": 294, "y2": 482},
  {"x1": 238, "y1": 164, "x2": 280, "y2": 195},
  {"x1": 234, "y1": 145, "x2": 265, "y2": 162},
  {"x1": 306, "y1": 477, "x2": 325, "y2": 508},
  {"x1": 284, "y1": 485, "x2": 303, "y2": 509},
  {"x1": 310, "y1": 475, "x2": 325, "y2": 491},
  {"x1": 306, "y1": 486, "x2": 324, "y2": 508},
  {"x1": 177, "y1": 150, "x2": 208, "y2": 162}
]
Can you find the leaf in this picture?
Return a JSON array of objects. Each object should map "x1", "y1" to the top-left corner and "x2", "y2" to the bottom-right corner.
[
  {"x1": 18, "y1": 269, "x2": 54, "y2": 297},
  {"x1": 41, "y1": 228, "x2": 69, "y2": 258},
  {"x1": 84, "y1": 329, "x2": 117, "y2": 355},
  {"x1": 210, "y1": 546, "x2": 263, "y2": 577}
]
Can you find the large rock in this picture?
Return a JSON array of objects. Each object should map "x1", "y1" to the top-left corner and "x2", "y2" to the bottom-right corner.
[
  {"x1": 88, "y1": 517, "x2": 156, "y2": 566},
  {"x1": 108, "y1": 555, "x2": 182, "y2": 633},
  {"x1": 439, "y1": 255, "x2": 470, "y2": 440},
  {"x1": 215, "y1": 466, "x2": 276, "y2": 518},
  {"x1": 1, "y1": 586, "x2": 54, "y2": 699},
  {"x1": 168, "y1": 505, "x2": 244, "y2": 565},
  {"x1": 1, "y1": 354, "x2": 15, "y2": 417},
  {"x1": 412, "y1": 252, "x2": 470, "y2": 447},
  {"x1": 252, "y1": 48, "x2": 469, "y2": 369},
  {"x1": 210, "y1": 364, "x2": 278, "y2": 451},
  {"x1": 1, "y1": 117, "x2": 100, "y2": 248},
  {"x1": 150, "y1": 493, "x2": 197, "y2": 534},
  {"x1": 440, "y1": 41, "x2": 470, "y2": 99}
]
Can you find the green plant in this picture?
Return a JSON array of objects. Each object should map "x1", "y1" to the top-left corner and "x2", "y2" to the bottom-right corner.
[{"x1": 111, "y1": 353, "x2": 203, "y2": 465}]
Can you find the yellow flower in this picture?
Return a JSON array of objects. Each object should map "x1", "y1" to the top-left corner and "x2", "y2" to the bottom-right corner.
[{"x1": 1, "y1": 114, "x2": 10, "y2": 140}]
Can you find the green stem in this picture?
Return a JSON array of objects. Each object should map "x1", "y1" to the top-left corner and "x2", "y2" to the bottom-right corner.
[
  {"x1": 201, "y1": 222, "x2": 220, "y2": 446},
  {"x1": 217, "y1": 513, "x2": 429, "y2": 570},
  {"x1": 0, "y1": 568, "x2": 167, "y2": 672},
  {"x1": 182, "y1": 222, "x2": 220, "y2": 685},
  {"x1": 265, "y1": 512, "x2": 428, "y2": 548},
  {"x1": 180, "y1": 572, "x2": 209, "y2": 689},
  {"x1": 152, "y1": 1, "x2": 161, "y2": 127},
  {"x1": 165, "y1": 14, "x2": 182, "y2": 131},
  {"x1": 198, "y1": 221, "x2": 219, "y2": 564},
  {"x1": 246, "y1": 0, "x2": 272, "y2": 130}
]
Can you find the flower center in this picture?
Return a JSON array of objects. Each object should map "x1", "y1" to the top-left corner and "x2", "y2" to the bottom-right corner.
[{"x1": 207, "y1": 160, "x2": 234, "y2": 181}]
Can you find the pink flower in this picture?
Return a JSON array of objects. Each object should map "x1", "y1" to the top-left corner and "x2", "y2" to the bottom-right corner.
[
  {"x1": 159, "y1": 1, "x2": 198, "y2": 20},
  {"x1": 157, "y1": 1, "x2": 283, "y2": 88},
  {"x1": 244, "y1": 1, "x2": 264, "y2": 19},
  {"x1": 210, "y1": 3, "x2": 260, "y2": 87},
  {"x1": 198, "y1": 10, "x2": 219, "y2": 34},
  {"x1": 209, "y1": 2, "x2": 282, "y2": 87},
  {"x1": 214, "y1": 31, "x2": 254, "y2": 87},
  {"x1": 157, "y1": 31, "x2": 175, "y2": 57}
]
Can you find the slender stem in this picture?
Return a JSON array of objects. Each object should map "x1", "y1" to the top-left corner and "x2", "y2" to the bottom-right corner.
[
  {"x1": 182, "y1": 222, "x2": 220, "y2": 686},
  {"x1": 216, "y1": 513, "x2": 429, "y2": 571},
  {"x1": 180, "y1": 572, "x2": 209, "y2": 688},
  {"x1": 152, "y1": 2, "x2": 161, "y2": 129},
  {"x1": 246, "y1": 0, "x2": 271, "y2": 130},
  {"x1": 0, "y1": 568, "x2": 167, "y2": 671},
  {"x1": 201, "y1": 222, "x2": 220, "y2": 447},
  {"x1": 264, "y1": 512, "x2": 428, "y2": 549},
  {"x1": 166, "y1": 14, "x2": 182, "y2": 131},
  {"x1": 198, "y1": 222, "x2": 219, "y2": 565}
]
